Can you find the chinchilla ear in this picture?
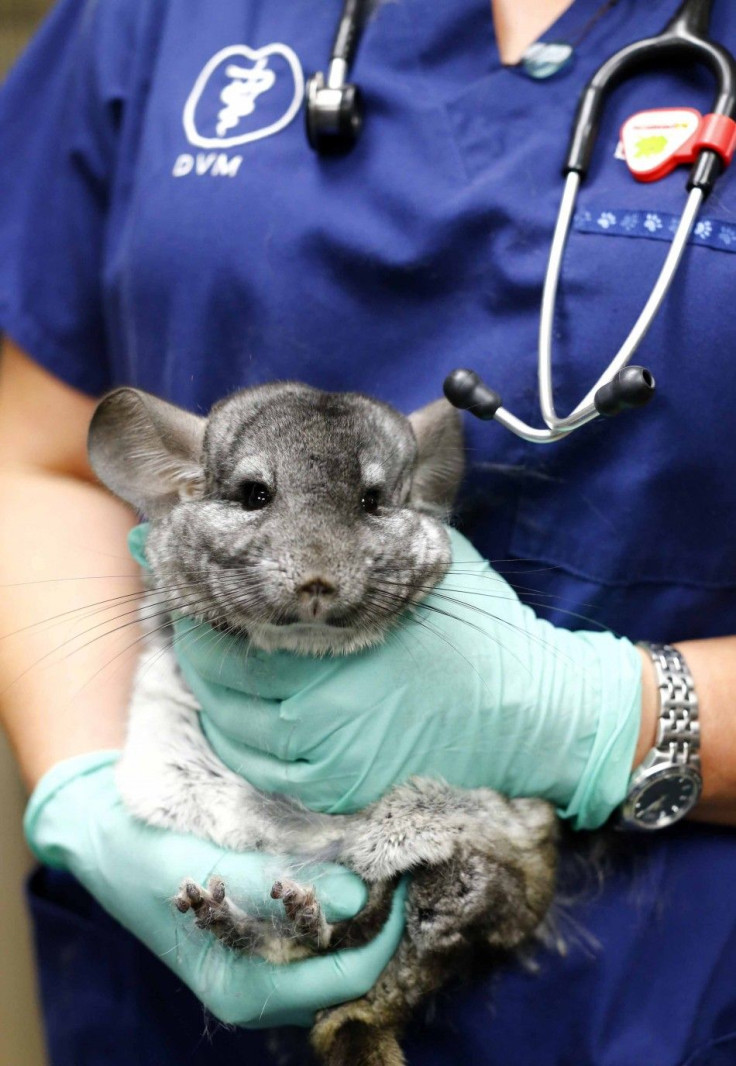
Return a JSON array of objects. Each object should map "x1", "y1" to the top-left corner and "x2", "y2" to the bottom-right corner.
[
  {"x1": 407, "y1": 398, "x2": 464, "y2": 513},
  {"x1": 88, "y1": 388, "x2": 206, "y2": 517}
]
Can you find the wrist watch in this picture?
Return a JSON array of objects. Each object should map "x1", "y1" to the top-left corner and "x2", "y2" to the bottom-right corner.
[{"x1": 617, "y1": 643, "x2": 702, "y2": 830}]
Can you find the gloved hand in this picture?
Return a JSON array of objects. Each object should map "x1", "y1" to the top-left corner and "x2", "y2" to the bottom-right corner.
[
  {"x1": 24, "y1": 752, "x2": 407, "y2": 1027},
  {"x1": 130, "y1": 525, "x2": 644, "y2": 829}
]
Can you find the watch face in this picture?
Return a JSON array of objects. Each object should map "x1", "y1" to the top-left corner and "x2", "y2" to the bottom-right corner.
[{"x1": 631, "y1": 768, "x2": 702, "y2": 829}]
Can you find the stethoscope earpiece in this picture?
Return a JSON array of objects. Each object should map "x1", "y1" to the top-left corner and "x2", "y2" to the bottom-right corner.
[
  {"x1": 306, "y1": 73, "x2": 364, "y2": 155},
  {"x1": 444, "y1": 364, "x2": 657, "y2": 433},
  {"x1": 443, "y1": 369, "x2": 502, "y2": 421},
  {"x1": 593, "y1": 366, "x2": 656, "y2": 417}
]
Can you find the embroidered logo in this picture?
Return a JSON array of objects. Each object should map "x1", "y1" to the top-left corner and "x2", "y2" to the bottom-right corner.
[{"x1": 183, "y1": 44, "x2": 304, "y2": 149}]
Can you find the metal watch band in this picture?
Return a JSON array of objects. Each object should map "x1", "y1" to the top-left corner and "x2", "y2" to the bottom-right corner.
[{"x1": 642, "y1": 642, "x2": 701, "y2": 770}]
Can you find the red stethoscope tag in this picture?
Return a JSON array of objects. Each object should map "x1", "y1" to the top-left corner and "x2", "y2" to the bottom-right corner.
[{"x1": 620, "y1": 108, "x2": 703, "y2": 182}]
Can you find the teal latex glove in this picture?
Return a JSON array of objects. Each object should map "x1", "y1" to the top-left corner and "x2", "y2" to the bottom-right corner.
[
  {"x1": 130, "y1": 525, "x2": 644, "y2": 830},
  {"x1": 24, "y1": 752, "x2": 406, "y2": 1027}
]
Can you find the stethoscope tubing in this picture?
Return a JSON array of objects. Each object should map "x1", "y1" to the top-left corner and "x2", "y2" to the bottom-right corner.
[{"x1": 537, "y1": 178, "x2": 704, "y2": 436}]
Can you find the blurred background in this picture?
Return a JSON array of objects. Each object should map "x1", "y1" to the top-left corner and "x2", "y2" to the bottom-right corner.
[
  {"x1": 1, "y1": 6, "x2": 53, "y2": 1066},
  {"x1": 1, "y1": 0, "x2": 49, "y2": 75}
]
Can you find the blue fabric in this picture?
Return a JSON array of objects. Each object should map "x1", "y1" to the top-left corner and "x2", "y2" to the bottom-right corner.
[{"x1": 4, "y1": 0, "x2": 736, "y2": 1061}]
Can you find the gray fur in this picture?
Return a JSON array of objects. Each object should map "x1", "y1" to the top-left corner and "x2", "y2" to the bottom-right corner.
[{"x1": 88, "y1": 383, "x2": 558, "y2": 1066}]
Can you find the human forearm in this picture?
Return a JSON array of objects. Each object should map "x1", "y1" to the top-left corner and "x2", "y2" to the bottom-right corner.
[{"x1": 0, "y1": 467, "x2": 140, "y2": 788}]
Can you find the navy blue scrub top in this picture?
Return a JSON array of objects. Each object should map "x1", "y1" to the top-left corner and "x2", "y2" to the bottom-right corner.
[{"x1": 3, "y1": 0, "x2": 736, "y2": 1063}]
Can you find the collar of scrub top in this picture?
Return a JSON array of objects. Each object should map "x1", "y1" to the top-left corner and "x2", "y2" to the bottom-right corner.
[{"x1": 306, "y1": 0, "x2": 736, "y2": 444}]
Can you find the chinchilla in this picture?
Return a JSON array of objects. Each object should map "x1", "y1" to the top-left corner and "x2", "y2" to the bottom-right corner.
[{"x1": 87, "y1": 382, "x2": 558, "y2": 1066}]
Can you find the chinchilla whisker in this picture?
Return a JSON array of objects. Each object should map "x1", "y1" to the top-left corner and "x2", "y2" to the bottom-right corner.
[
  {"x1": 57, "y1": 589, "x2": 203, "y2": 642},
  {"x1": 3, "y1": 582, "x2": 239, "y2": 695},
  {"x1": 371, "y1": 580, "x2": 542, "y2": 674},
  {"x1": 370, "y1": 576, "x2": 580, "y2": 667},
  {"x1": 397, "y1": 611, "x2": 501, "y2": 692},
  {"x1": 82, "y1": 608, "x2": 226, "y2": 698},
  {"x1": 378, "y1": 576, "x2": 523, "y2": 603},
  {"x1": 214, "y1": 583, "x2": 280, "y2": 606},
  {"x1": 1, "y1": 608, "x2": 140, "y2": 696},
  {"x1": 508, "y1": 599, "x2": 608, "y2": 632},
  {"x1": 194, "y1": 616, "x2": 251, "y2": 682},
  {"x1": 365, "y1": 585, "x2": 533, "y2": 674},
  {"x1": 377, "y1": 559, "x2": 558, "y2": 573},
  {"x1": 0, "y1": 574, "x2": 144, "y2": 588},
  {"x1": 356, "y1": 595, "x2": 405, "y2": 629},
  {"x1": 421, "y1": 592, "x2": 579, "y2": 669},
  {"x1": 198, "y1": 594, "x2": 272, "y2": 646},
  {"x1": 150, "y1": 617, "x2": 221, "y2": 671},
  {"x1": 378, "y1": 574, "x2": 543, "y2": 605},
  {"x1": 363, "y1": 586, "x2": 414, "y2": 609},
  {"x1": 370, "y1": 581, "x2": 510, "y2": 634},
  {"x1": 472, "y1": 578, "x2": 601, "y2": 612},
  {"x1": 0, "y1": 586, "x2": 152, "y2": 643},
  {"x1": 360, "y1": 592, "x2": 399, "y2": 614},
  {"x1": 450, "y1": 563, "x2": 560, "y2": 575},
  {"x1": 0, "y1": 607, "x2": 152, "y2": 700},
  {"x1": 376, "y1": 565, "x2": 579, "y2": 606},
  {"x1": 414, "y1": 602, "x2": 533, "y2": 674},
  {"x1": 140, "y1": 578, "x2": 271, "y2": 622},
  {"x1": 49, "y1": 602, "x2": 183, "y2": 664},
  {"x1": 392, "y1": 582, "x2": 608, "y2": 634},
  {"x1": 360, "y1": 597, "x2": 440, "y2": 666},
  {"x1": 358, "y1": 596, "x2": 404, "y2": 627},
  {"x1": 68, "y1": 615, "x2": 183, "y2": 696},
  {"x1": 384, "y1": 566, "x2": 604, "y2": 623},
  {"x1": 379, "y1": 569, "x2": 607, "y2": 630},
  {"x1": 0, "y1": 574, "x2": 245, "y2": 644}
]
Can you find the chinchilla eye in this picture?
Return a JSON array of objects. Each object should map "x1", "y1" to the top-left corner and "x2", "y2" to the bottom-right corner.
[
  {"x1": 361, "y1": 488, "x2": 381, "y2": 514},
  {"x1": 240, "y1": 481, "x2": 272, "y2": 511}
]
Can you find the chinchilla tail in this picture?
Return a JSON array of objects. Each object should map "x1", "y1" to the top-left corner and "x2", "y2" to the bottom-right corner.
[{"x1": 311, "y1": 1017, "x2": 406, "y2": 1066}]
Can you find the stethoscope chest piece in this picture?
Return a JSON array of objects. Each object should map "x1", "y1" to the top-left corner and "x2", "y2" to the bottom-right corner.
[
  {"x1": 306, "y1": 71, "x2": 363, "y2": 154},
  {"x1": 306, "y1": 0, "x2": 368, "y2": 155}
]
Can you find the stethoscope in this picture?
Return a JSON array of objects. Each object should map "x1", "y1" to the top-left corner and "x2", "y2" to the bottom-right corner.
[{"x1": 306, "y1": 0, "x2": 736, "y2": 443}]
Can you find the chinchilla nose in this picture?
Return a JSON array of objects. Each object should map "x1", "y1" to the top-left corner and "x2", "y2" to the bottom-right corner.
[
  {"x1": 297, "y1": 578, "x2": 336, "y2": 599},
  {"x1": 296, "y1": 577, "x2": 337, "y2": 619}
]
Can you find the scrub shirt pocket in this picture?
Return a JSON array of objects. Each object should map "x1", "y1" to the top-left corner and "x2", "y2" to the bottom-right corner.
[{"x1": 504, "y1": 208, "x2": 736, "y2": 639}]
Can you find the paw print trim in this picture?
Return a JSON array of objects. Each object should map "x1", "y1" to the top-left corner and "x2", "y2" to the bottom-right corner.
[{"x1": 573, "y1": 208, "x2": 736, "y2": 253}]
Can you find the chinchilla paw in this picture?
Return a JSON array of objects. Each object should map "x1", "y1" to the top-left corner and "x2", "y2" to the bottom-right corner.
[{"x1": 271, "y1": 877, "x2": 331, "y2": 949}]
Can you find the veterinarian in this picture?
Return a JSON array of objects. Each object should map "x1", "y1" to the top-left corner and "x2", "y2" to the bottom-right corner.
[{"x1": 2, "y1": 0, "x2": 736, "y2": 1062}]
